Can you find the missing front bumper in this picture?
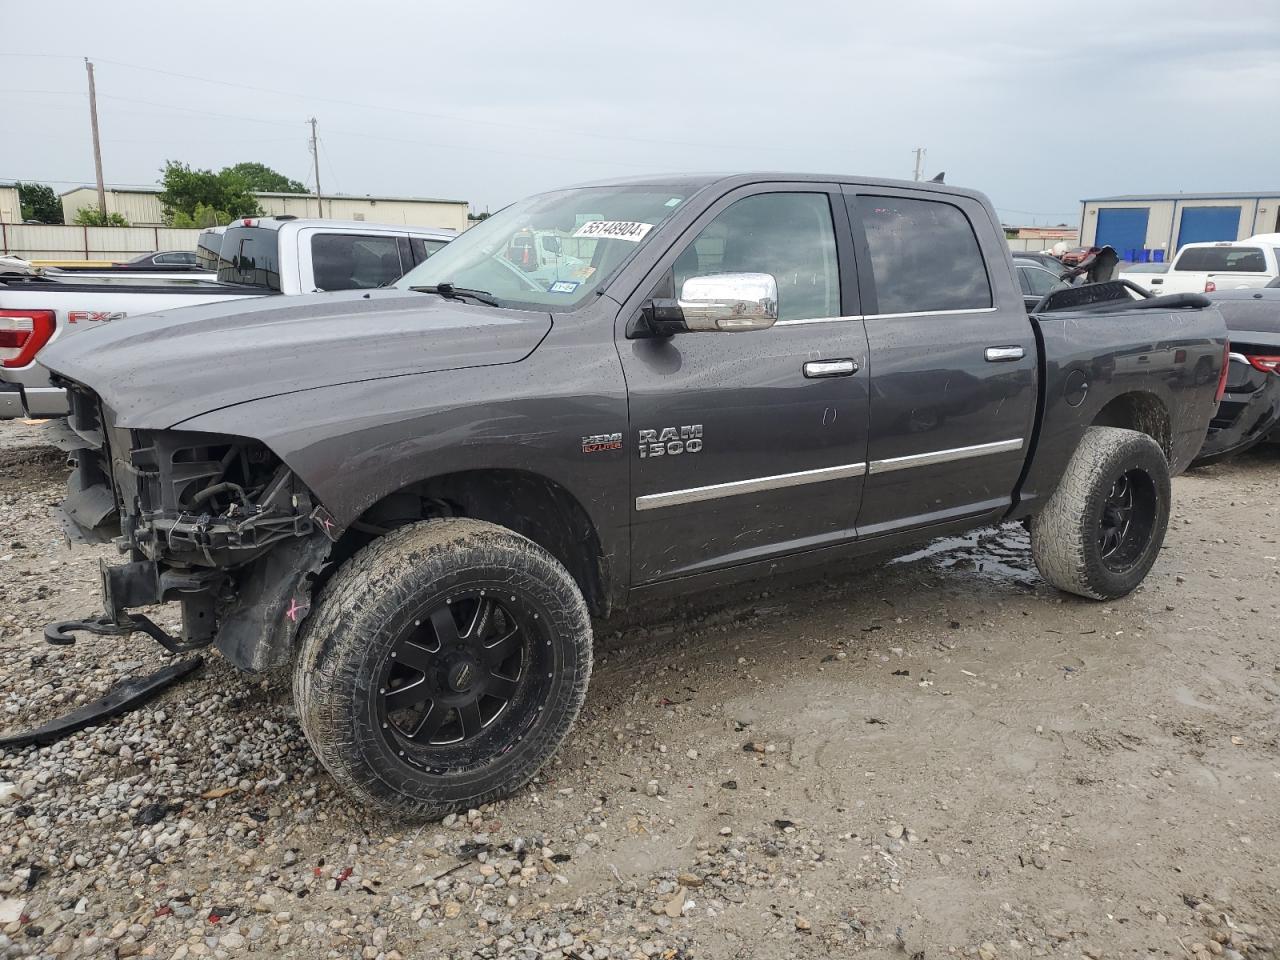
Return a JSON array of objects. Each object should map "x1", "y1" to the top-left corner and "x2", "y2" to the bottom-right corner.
[
  {"x1": 44, "y1": 558, "x2": 222, "y2": 651},
  {"x1": 0, "y1": 657, "x2": 203, "y2": 750}
]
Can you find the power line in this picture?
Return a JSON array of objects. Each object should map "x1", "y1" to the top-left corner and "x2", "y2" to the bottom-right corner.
[
  {"x1": 321, "y1": 126, "x2": 662, "y2": 171},
  {"x1": 4, "y1": 88, "x2": 83, "y2": 96},
  {"x1": 0, "y1": 51, "x2": 782, "y2": 154},
  {"x1": 317, "y1": 138, "x2": 341, "y2": 196},
  {"x1": 100, "y1": 94, "x2": 307, "y2": 129},
  {"x1": 995, "y1": 206, "x2": 1079, "y2": 220},
  {"x1": 0, "y1": 176, "x2": 161, "y2": 188},
  {"x1": 5, "y1": 76, "x2": 673, "y2": 171}
]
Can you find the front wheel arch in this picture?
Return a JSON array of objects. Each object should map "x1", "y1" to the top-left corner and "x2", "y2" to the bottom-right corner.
[{"x1": 320, "y1": 469, "x2": 615, "y2": 619}]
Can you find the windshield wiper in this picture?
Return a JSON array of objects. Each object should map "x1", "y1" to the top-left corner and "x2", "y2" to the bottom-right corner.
[{"x1": 409, "y1": 282, "x2": 502, "y2": 307}]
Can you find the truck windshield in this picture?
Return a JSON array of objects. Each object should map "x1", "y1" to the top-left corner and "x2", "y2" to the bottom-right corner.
[{"x1": 394, "y1": 186, "x2": 688, "y2": 310}]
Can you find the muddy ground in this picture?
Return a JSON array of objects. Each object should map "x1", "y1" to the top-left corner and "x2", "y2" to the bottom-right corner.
[{"x1": 0, "y1": 417, "x2": 1276, "y2": 960}]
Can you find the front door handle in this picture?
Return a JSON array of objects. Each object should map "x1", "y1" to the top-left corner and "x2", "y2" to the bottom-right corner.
[
  {"x1": 985, "y1": 346, "x2": 1024, "y2": 362},
  {"x1": 803, "y1": 358, "x2": 858, "y2": 378}
]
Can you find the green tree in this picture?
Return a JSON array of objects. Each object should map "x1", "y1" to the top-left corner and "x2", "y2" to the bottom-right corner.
[
  {"x1": 158, "y1": 160, "x2": 260, "y2": 225},
  {"x1": 169, "y1": 202, "x2": 233, "y2": 228},
  {"x1": 73, "y1": 207, "x2": 129, "y2": 226},
  {"x1": 16, "y1": 182, "x2": 63, "y2": 223},
  {"x1": 221, "y1": 161, "x2": 306, "y2": 194}
]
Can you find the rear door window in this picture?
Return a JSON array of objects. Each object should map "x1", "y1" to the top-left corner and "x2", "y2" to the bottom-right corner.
[
  {"x1": 1173, "y1": 246, "x2": 1267, "y2": 272},
  {"x1": 311, "y1": 233, "x2": 406, "y2": 290},
  {"x1": 851, "y1": 195, "x2": 992, "y2": 315}
]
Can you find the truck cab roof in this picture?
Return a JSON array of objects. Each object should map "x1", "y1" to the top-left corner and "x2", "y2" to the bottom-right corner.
[
  {"x1": 566, "y1": 172, "x2": 989, "y2": 206},
  {"x1": 230, "y1": 215, "x2": 456, "y2": 240}
]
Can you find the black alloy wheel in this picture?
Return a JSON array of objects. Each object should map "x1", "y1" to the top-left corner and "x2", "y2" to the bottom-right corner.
[
  {"x1": 377, "y1": 590, "x2": 546, "y2": 769},
  {"x1": 1096, "y1": 468, "x2": 1157, "y2": 573},
  {"x1": 294, "y1": 518, "x2": 593, "y2": 818},
  {"x1": 1030, "y1": 426, "x2": 1171, "y2": 600}
]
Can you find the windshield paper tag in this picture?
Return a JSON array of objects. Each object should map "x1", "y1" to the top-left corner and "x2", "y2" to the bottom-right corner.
[
  {"x1": 548, "y1": 280, "x2": 580, "y2": 294},
  {"x1": 572, "y1": 220, "x2": 654, "y2": 242}
]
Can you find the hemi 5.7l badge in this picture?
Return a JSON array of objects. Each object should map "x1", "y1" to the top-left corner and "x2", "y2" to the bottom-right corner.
[
  {"x1": 582, "y1": 432, "x2": 623, "y2": 454},
  {"x1": 639, "y1": 425, "x2": 702, "y2": 458}
]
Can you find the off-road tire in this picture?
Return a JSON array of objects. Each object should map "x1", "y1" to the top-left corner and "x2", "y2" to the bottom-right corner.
[
  {"x1": 1030, "y1": 426, "x2": 1171, "y2": 600},
  {"x1": 294, "y1": 518, "x2": 592, "y2": 819}
]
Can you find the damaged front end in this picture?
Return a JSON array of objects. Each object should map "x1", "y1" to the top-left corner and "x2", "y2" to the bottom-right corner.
[{"x1": 49, "y1": 385, "x2": 339, "y2": 672}]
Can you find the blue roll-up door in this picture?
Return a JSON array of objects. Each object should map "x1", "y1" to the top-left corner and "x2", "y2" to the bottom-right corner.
[
  {"x1": 1176, "y1": 206, "x2": 1241, "y2": 250},
  {"x1": 1095, "y1": 207, "x2": 1149, "y2": 255}
]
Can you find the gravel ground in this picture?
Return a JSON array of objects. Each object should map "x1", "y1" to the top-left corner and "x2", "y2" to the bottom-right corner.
[{"x1": 0, "y1": 418, "x2": 1277, "y2": 960}]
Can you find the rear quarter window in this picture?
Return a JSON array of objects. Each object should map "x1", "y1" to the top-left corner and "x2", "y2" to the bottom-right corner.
[
  {"x1": 851, "y1": 195, "x2": 993, "y2": 315},
  {"x1": 217, "y1": 228, "x2": 281, "y2": 290},
  {"x1": 1174, "y1": 246, "x2": 1267, "y2": 272}
]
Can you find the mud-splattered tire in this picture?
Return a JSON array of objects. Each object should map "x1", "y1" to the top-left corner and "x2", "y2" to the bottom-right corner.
[
  {"x1": 294, "y1": 519, "x2": 592, "y2": 819},
  {"x1": 1030, "y1": 426, "x2": 1171, "y2": 600}
]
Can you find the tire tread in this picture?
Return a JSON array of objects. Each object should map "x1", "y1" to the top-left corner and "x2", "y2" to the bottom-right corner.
[
  {"x1": 1030, "y1": 426, "x2": 1170, "y2": 600},
  {"x1": 294, "y1": 519, "x2": 592, "y2": 819}
]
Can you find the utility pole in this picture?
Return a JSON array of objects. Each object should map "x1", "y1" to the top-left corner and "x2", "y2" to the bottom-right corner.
[
  {"x1": 85, "y1": 59, "x2": 107, "y2": 216},
  {"x1": 912, "y1": 147, "x2": 926, "y2": 182},
  {"x1": 308, "y1": 117, "x2": 323, "y2": 218}
]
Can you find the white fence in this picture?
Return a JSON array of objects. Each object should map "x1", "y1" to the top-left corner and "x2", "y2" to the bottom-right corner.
[
  {"x1": 1006, "y1": 237, "x2": 1076, "y2": 253},
  {"x1": 0, "y1": 224, "x2": 203, "y2": 261}
]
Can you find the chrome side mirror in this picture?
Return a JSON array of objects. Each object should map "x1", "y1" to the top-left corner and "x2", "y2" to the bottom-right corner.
[{"x1": 678, "y1": 273, "x2": 778, "y2": 332}]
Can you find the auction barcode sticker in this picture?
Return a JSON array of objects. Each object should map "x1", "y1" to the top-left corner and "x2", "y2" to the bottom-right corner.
[{"x1": 571, "y1": 220, "x2": 654, "y2": 242}]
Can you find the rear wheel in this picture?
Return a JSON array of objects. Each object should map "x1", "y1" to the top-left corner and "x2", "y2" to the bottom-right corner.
[
  {"x1": 1030, "y1": 426, "x2": 1171, "y2": 600},
  {"x1": 294, "y1": 519, "x2": 592, "y2": 818}
]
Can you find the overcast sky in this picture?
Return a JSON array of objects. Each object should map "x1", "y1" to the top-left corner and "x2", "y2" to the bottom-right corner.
[{"x1": 3, "y1": 1, "x2": 1278, "y2": 224}]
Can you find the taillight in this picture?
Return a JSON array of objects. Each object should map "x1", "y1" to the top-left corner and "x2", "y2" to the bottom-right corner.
[
  {"x1": 0, "y1": 310, "x2": 55, "y2": 368},
  {"x1": 1215, "y1": 341, "x2": 1231, "y2": 404},
  {"x1": 1204, "y1": 280, "x2": 1217, "y2": 293},
  {"x1": 1246, "y1": 354, "x2": 1280, "y2": 374}
]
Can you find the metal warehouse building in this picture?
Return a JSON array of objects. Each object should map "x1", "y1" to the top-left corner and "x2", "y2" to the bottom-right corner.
[
  {"x1": 0, "y1": 182, "x2": 19, "y2": 224},
  {"x1": 57, "y1": 185, "x2": 470, "y2": 231},
  {"x1": 1080, "y1": 192, "x2": 1280, "y2": 261}
]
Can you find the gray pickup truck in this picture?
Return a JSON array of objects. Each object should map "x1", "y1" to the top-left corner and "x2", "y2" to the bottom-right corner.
[{"x1": 35, "y1": 173, "x2": 1227, "y2": 818}]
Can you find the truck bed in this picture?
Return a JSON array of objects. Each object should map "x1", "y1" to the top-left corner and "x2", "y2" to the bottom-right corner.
[{"x1": 1011, "y1": 288, "x2": 1227, "y2": 517}]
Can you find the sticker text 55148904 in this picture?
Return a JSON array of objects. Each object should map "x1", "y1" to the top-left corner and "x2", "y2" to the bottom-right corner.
[{"x1": 571, "y1": 221, "x2": 654, "y2": 242}]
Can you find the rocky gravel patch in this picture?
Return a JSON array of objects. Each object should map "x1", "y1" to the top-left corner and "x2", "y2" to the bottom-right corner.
[{"x1": 1, "y1": 420, "x2": 1277, "y2": 958}]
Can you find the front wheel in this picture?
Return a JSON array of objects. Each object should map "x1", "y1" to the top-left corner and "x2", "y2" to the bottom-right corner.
[
  {"x1": 294, "y1": 519, "x2": 592, "y2": 818},
  {"x1": 1030, "y1": 426, "x2": 1171, "y2": 600}
]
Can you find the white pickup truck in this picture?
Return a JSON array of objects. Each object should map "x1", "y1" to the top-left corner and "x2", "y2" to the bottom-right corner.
[
  {"x1": 1121, "y1": 240, "x2": 1280, "y2": 296},
  {"x1": 0, "y1": 217, "x2": 453, "y2": 418}
]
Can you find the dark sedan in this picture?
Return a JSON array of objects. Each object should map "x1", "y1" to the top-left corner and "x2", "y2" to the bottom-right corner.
[
  {"x1": 1012, "y1": 251, "x2": 1069, "y2": 274},
  {"x1": 119, "y1": 251, "x2": 203, "y2": 270},
  {"x1": 1194, "y1": 287, "x2": 1280, "y2": 464},
  {"x1": 1013, "y1": 258, "x2": 1071, "y2": 311}
]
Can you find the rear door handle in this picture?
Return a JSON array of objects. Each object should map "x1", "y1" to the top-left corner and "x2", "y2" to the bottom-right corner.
[
  {"x1": 1150, "y1": 278, "x2": 1163, "y2": 285},
  {"x1": 985, "y1": 346, "x2": 1024, "y2": 362},
  {"x1": 803, "y1": 358, "x2": 858, "y2": 378}
]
